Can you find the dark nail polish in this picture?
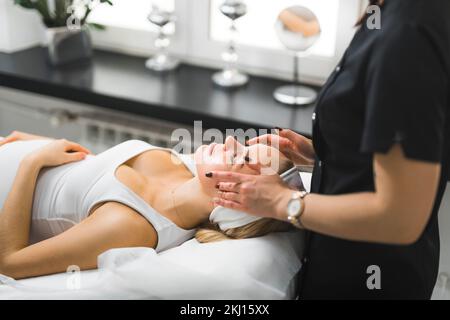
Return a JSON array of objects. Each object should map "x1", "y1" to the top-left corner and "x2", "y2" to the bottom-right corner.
[{"x1": 205, "y1": 172, "x2": 213, "y2": 178}]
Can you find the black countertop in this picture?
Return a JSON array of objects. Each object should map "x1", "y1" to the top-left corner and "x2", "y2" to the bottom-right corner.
[{"x1": 0, "y1": 47, "x2": 317, "y2": 136}]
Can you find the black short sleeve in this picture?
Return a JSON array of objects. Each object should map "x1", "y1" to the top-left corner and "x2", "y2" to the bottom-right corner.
[{"x1": 360, "y1": 23, "x2": 448, "y2": 162}]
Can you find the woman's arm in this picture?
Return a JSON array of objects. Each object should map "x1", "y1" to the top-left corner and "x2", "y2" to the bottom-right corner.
[
  {"x1": 211, "y1": 144, "x2": 440, "y2": 245},
  {"x1": 0, "y1": 157, "x2": 41, "y2": 257},
  {"x1": 0, "y1": 140, "x2": 88, "y2": 261},
  {"x1": 294, "y1": 144, "x2": 440, "y2": 244},
  {"x1": 0, "y1": 202, "x2": 155, "y2": 279}
]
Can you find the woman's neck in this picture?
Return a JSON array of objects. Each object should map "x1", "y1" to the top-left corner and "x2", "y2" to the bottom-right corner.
[{"x1": 169, "y1": 176, "x2": 214, "y2": 229}]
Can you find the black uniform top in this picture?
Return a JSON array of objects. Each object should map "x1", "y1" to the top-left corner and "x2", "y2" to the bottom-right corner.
[{"x1": 299, "y1": 0, "x2": 450, "y2": 299}]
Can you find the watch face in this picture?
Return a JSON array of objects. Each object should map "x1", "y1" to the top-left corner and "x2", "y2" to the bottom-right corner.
[{"x1": 287, "y1": 199, "x2": 301, "y2": 217}]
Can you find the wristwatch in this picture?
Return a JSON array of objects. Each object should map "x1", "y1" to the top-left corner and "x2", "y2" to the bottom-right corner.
[{"x1": 286, "y1": 191, "x2": 308, "y2": 229}]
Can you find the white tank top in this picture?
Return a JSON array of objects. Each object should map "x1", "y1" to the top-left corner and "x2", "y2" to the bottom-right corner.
[{"x1": 0, "y1": 140, "x2": 197, "y2": 252}]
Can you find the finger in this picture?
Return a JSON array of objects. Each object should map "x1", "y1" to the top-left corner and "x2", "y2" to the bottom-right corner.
[
  {"x1": 217, "y1": 191, "x2": 241, "y2": 203},
  {"x1": 247, "y1": 134, "x2": 293, "y2": 151},
  {"x1": 213, "y1": 197, "x2": 246, "y2": 211},
  {"x1": 270, "y1": 136, "x2": 295, "y2": 152},
  {"x1": 81, "y1": 146, "x2": 92, "y2": 154},
  {"x1": 281, "y1": 130, "x2": 315, "y2": 160},
  {"x1": 65, "y1": 152, "x2": 87, "y2": 163},
  {"x1": 252, "y1": 133, "x2": 294, "y2": 149},
  {"x1": 217, "y1": 182, "x2": 240, "y2": 192},
  {"x1": 279, "y1": 129, "x2": 309, "y2": 150},
  {"x1": 64, "y1": 141, "x2": 91, "y2": 154},
  {"x1": 284, "y1": 149, "x2": 312, "y2": 165},
  {"x1": 246, "y1": 136, "x2": 262, "y2": 146},
  {"x1": 206, "y1": 171, "x2": 248, "y2": 183},
  {"x1": 0, "y1": 136, "x2": 17, "y2": 147},
  {"x1": 247, "y1": 134, "x2": 278, "y2": 146},
  {"x1": 260, "y1": 165, "x2": 279, "y2": 176},
  {"x1": 65, "y1": 142, "x2": 90, "y2": 154},
  {"x1": 246, "y1": 161, "x2": 262, "y2": 173}
]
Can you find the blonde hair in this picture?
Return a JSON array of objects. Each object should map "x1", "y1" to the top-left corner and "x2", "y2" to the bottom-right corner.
[
  {"x1": 195, "y1": 218, "x2": 293, "y2": 243},
  {"x1": 196, "y1": 156, "x2": 295, "y2": 243}
]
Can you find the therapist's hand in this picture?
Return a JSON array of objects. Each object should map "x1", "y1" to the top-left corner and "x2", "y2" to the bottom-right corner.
[
  {"x1": 247, "y1": 129, "x2": 315, "y2": 166},
  {"x1": 208, "y1": 171, "x2": 292, "y2": 221}
]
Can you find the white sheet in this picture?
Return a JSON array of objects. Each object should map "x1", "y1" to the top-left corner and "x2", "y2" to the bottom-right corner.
[{"x1": 0, "y1": 231, "x2": 304, "y2": 300}]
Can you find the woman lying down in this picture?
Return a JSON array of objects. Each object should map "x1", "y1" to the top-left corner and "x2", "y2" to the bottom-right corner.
[{"x1": 0, "y1": 131, "x2": 294, "y2": 279}]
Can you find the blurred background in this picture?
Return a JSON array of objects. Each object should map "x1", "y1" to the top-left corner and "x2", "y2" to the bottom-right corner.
[{"x1": 0, "y1": 0, "x2": 449, "y2": 299}]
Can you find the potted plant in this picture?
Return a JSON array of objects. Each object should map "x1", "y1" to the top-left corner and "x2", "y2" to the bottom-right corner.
[{"x1": 13, "y1": 0, "x2": 113, "y2": 66}]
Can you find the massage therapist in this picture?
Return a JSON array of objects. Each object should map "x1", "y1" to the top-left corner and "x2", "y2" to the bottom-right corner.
[{"x1": 209, "y1": 0, "x2": 450, "y2": 299}]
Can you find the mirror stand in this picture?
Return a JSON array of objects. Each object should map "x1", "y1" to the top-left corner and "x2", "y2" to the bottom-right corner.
[
  {"x1": 274, "y1": 52, "x2": 317, "y2": 105},
  {"x1": 273, "y1": 6, "x2": 321, "y2": 106}
]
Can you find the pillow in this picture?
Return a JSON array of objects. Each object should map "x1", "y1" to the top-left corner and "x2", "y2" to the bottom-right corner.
[{"x1": 93, "y1": 229, "x2": 306, "y2": 299}]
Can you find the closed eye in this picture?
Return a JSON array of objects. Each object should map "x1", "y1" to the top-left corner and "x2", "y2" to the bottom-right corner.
[
  {"x1": 228, "y1": 152, "x2": 239, "y2": 166},
  {"x1": 236, "y1": 149, "x2": 250, "y2": 168},
  {"x1": 228, "y1": 152, "x2": 236, "y2": 165},
  {"x1": 241, "y1": 149, "x2": 251, "y2": 168},
  {"x1": 228, "y1": 147, "x2": 248, "y2": 166}
]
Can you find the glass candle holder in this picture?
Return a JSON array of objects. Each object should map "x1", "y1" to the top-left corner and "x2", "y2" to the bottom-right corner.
[
  {"x1": 145, "y1": 6, "x2": 179, "y2": 72},
  {"x1": 212, "y1": 0, "x2": 249, "y2": 88}
]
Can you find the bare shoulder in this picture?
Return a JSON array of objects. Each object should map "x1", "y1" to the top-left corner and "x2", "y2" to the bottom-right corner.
[
  {"x1": 126, "y1": 149, "x2": 193, "y2": 178},
  {"x1": 88, "y1": 202, "x2": 157, "y2": 249}
]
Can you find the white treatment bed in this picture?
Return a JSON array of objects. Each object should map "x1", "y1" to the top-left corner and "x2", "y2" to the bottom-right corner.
[
  {"x1": 0, "y1": 231, "x2": 305, "y2": 300},
  {"x1": 0, "y1": 136, "x2": 308, "y2": 299}
]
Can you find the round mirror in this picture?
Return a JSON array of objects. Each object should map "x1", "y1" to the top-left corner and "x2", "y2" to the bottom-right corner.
[
  {"x1": 274, "y1": 6, "x2": 321, "y2": 106},
  {"x1": 275, "y1": 6, "x2": 321, "y2": 52}
]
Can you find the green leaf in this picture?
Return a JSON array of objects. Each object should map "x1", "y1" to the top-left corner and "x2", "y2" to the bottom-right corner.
[
  {"x1": 82, "y1": 0, "x2": 113, "y2": 26},
  {"x1": 100, "y1": 0, "x2": 114, "y2": 5},
  {"x1": 87, "y1": 23, "x2": 107, "y2": 31},
  {"x1": 13, "y1": 0, "x2": 114, "y2": 28},
  {"x1": 14, "y1": 0, "x2": 38, "y2": 10}
]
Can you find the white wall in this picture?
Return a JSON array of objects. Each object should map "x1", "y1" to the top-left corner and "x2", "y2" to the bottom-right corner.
[{"x1": 0, "y1": 0, "x2": 44, "y2": 53}]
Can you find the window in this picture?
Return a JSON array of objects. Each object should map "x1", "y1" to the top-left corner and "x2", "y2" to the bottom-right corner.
[
  {"x1": 190, "y1": 0, "x2": 363, "y2": 83},
  {"x1": 86, "y1": 0, "x2": 363, "y2": 84},
  {"x1": 88, "y1": 0, "x2": 175, "y2": 31},
  {"x1": 87, "y1": 0, "x2": 187, "y2": 57},
  {"x1": 210, "y1": 0, "x2": 339, "y2": 57}
]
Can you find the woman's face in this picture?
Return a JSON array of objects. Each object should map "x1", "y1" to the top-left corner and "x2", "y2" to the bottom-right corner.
[{"x1": 195, "y1": 136, "x2": 286, "y2": 193}]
